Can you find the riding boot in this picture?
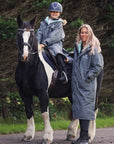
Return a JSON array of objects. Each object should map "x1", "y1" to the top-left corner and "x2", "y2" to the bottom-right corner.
[
  {"x1": 71, "y1": 131, "x2": 89, "y2": 144},
  {"x1": 56, "y1": 54, "x2": 68, "y2": 84}
]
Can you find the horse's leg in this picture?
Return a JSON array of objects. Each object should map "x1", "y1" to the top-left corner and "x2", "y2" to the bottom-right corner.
[
  {"x1": 20, "y1": 90, "x2": 35, "y2": 141},
  {"x1": 66, "y1": 97, "x2": 79, "y2": 141},
  {"x1": 39, "y1": 90, "x2": 53, "y2": 144},
  {"x1": 67, "y1": 119, "x2": 79, "y2": 141},
  {"x1": 88, "y1": 108, "x2": 98, "y2": 143}
]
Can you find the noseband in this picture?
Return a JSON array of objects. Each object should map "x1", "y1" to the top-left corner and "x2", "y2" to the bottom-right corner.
[{"x1": 17, "y1": 28, "x2": 37, "y2": 55}]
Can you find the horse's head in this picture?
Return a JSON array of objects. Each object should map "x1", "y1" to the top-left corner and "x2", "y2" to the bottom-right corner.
[{"x1": 17, "y1": 15, "x2": 37, "y2": 62}]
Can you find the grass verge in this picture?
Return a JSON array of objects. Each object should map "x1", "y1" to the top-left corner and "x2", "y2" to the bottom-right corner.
[{"x1": 0, "y1": 117, "x2": 114, "y2": 135}]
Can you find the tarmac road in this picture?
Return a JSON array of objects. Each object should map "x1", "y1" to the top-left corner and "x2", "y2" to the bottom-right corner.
[{"x1": 0, "y1": 127, "x2": 114, "y2": 144}]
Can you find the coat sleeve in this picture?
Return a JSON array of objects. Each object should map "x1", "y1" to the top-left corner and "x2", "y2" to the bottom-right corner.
[
  {"x1": 36, "y1": 22, "x2": 43, "y2": 44},
  {"x1": 86, "y1": 49, "x2": 104, "y2": 82},
  {"x1": 68, "y1": 43, "x2": 77, "y2": 64},
  {"x1": 42, "y1": 22, "x2": 65, "y2": 46}
]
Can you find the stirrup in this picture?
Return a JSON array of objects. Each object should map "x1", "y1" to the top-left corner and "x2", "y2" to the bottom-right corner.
[
  {"x1": 62, "y1": 71, "x2": 68, "y2": 84},
  {"x1": 58, "y1": 71, "x2": 68, "y2": 84}
]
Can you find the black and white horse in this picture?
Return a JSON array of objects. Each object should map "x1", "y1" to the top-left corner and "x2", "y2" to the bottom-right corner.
[{"x1": 15, "y1": 15, "x2": 103, "y2": 144}]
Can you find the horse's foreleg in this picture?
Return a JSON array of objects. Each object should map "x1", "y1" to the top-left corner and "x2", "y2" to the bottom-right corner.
[
  {"x1": 88, "y1": 108, "x2": 98, "y2": 143},
  {"x1": 21, "y1": 94, "x2": 35, "y2": 141},
  {"x1": 42, "y1": 111, "x2": 53, "y2": 143},
  {"x1": 23, "y1": 116, "x2": 35, "y2": 141},
  {"x1": 39, "y1": 91, "x2": 53, "y2": 144},
  {"x1": 67, "y1": 119, "x2": 79, "y2": 141}
]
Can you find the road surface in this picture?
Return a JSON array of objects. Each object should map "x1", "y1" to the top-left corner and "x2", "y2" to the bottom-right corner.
[{"x1": 0, "y1": 127, "x2": 114, "y2": 144}]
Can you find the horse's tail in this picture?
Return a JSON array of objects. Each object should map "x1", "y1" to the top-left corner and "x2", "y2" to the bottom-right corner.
[
  {"x1": 95, "y1": 69, "x2": 104, "y2": 110},
  {"x1": 68, "y1": 109, "x2": 73, "y2": 120}
]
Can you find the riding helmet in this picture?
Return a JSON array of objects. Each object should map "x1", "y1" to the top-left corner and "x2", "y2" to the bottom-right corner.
[{"x1": 48, "y1": 2, "x2": 63, "y2": 12}]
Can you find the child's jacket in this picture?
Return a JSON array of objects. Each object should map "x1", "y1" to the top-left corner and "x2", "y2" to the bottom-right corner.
[{"x1": 36, "y1": 17, "x2": 66, "y2": 57}]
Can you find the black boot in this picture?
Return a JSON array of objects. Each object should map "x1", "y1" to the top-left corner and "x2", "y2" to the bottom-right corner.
[
  {"x1": 71, "y1": 131, "x2": 89, "y2": 144},
  {"x1": 56, "y1": 54, "x2": 68, "y2": 84},
  {"x1": 58, "y1": 71, "x2": 68, "y2": 84}
]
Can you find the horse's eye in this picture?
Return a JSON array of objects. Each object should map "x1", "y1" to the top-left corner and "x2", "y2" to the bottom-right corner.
[{"x1": 18, "y1": 31, "x2": 21, "y2": 35}]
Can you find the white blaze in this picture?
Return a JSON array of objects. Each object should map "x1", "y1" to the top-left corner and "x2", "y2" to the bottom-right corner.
[{"x1": 22, "y1": 31, "x2": 30, "y2": 57}]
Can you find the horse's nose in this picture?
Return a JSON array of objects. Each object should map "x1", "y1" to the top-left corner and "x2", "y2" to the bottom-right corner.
[{"x1": 21, "y1": 55, "x2": 27, "y2": 61}]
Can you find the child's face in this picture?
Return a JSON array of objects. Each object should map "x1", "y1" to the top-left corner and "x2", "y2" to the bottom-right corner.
[
  {"x1": 80, "y1": 27, "x2": 89, "y2": 43},
  {"x1": 49, "y1": 11, "x2": 60, "y2": 19}
]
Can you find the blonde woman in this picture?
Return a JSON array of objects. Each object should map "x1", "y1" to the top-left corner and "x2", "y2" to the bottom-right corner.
[{"x1": 71, "y1": 24, "x2": 104, "y2": 144}]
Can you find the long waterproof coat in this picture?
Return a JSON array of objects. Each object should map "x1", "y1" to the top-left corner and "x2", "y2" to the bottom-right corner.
[
  {"x1": 72, "y1": 42, "x2": 104, "y2": 120},
  {"x1": 36, "y1": 17, "x2": 66, "y2": 57}
]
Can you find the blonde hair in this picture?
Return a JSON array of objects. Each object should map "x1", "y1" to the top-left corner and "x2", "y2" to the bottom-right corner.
[{"x1": 76, "y1": 24, "x2": 101, "y2": 54}]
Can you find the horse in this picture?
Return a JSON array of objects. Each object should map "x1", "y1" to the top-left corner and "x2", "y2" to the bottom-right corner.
[{"x1": 15, "y1": 15, "x2": 103, "y2": 144}]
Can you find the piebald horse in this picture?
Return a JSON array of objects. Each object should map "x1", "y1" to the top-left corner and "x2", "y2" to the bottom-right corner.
[{"x1": 15, "y1": 15, "x2": 102, "y2": 144}]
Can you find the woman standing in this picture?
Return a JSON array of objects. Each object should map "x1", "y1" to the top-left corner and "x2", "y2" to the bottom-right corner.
[{"x1": 71, "y1": 24, "x2": 104, "y2": 144}]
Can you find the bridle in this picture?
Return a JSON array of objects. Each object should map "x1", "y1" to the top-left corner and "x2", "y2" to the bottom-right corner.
[{"x1": 17, "y1": 28, "x2": 37, "y2": 55}]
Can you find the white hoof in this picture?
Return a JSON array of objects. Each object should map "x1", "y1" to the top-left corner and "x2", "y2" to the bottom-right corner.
[{"x1": 24, "y1": 116, "x2": 35, "y2": 141}]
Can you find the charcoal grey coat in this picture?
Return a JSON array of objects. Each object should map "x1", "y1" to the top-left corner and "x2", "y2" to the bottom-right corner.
[
  {"x1": 72, "y1": 42, "x2": 104, "y2": 120},
  {"x1": 36, "y1": 17, "x2": 66, "y2": 58}
]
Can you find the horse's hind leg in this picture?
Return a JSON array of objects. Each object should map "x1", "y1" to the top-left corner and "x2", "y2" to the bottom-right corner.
[
  {"x1": 88, "y1": 108, "x2": 98, "y2": 143},
  {"x1": 20, "y1": 92, "x2": 35, "y2": 141},
  {"x1": 39, "y1": 90, "x2": 53, "y2": 144},
  {"x1": 67, "y1": 119, "x2": 79, "y2": 141}
]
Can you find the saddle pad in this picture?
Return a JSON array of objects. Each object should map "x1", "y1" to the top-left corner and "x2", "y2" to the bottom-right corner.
[{"x1": 42, "y1": 51, "x2": 56, "y2": 70}]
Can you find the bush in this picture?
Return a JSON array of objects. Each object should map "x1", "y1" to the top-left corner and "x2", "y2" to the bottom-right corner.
[
  {"x1": 5, "y1": 92, "x2": 25, "y2": 120},
  {"x1": 33, "y1": 0, "x2": 63, "y2": 9},
  {"x1": 0, "y1": 16, "x2": 17, "y2": 43},
  {"x1": 105, "y1": 1, "x2": 114, "y2": 21},
  {"x1": 98, "y1": 102, "x2": 114, "y2": 117},
  {"x1": 70, "y1": 19, "x2": 84, "y2": 28}
]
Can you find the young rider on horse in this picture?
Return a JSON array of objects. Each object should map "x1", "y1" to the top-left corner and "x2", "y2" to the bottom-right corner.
[{"x1": 36, "y1": 2, "x2": 68, "y2": 84}]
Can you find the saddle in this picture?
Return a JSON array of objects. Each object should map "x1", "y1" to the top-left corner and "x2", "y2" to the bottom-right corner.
[
  {"x1": 42, "y1": 49, "x2": 58, "y2": 70},
  {"x1": 42, "y1": 48, "x2": 74, "y2": 87},
  {"x1": 42, "y1": 48, "x2": 74, "y2": 70}
]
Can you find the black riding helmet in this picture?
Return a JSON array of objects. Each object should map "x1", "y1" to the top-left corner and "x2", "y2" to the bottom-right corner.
[{"x1": 48, "y1": 2, "x2": 63, "y2": 12}]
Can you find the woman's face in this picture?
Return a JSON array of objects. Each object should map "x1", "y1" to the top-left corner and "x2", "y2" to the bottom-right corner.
[
  {"x1": 49, "y1": 11, "x2": 60, "y2": 19},
  {"x1": 80, "y1": 27, "x2": 89, "y2": 43}
]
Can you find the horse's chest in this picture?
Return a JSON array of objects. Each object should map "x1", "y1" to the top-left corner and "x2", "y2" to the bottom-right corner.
[{"x1": 16, "y1": 65, "x2": 34, "y2": 86}]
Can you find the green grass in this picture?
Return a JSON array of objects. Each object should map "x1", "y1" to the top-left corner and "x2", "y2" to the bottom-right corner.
[
  {"x1": 96, "y1": 117, "x2": 114, "y2": 128},
  {"x1": 0, "y1": 117, "x2": 114, "y2": 134}
]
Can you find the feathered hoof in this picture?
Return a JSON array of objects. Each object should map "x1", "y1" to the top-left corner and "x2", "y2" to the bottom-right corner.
[
  {"x1": 41, "y1": 139, "x2": 53, "y2": 144},
  {"x1": 22, "y1": 135, "x2": 33, "y2": 142},
  {"x1": 67, "y1": 135, "x2": 76, "y2": 141}
]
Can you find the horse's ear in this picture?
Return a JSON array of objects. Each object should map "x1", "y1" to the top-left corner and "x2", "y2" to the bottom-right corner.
[
  {"x1": 30, "y1": 16, "x2": 36, "y2": 28},
  {"x1": 17, "y1": 15, "x2": 23, "y2": 27}
]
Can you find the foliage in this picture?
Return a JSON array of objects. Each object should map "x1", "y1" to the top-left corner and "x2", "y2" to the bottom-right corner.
[
  {"x1": 1, "y1": 90, "x2": 114, "y2": 120},
  {"x1": 98, "y1": 103, "x2": 114, "y2": 117},
  {"x1": 70, "y1": 19, "x2": 84, "y2": 28},
  {"x1": 5, "y1": 92, "x2": 25, "y2": 120},
  {"x1": 66, "y1": 47, "x2": 74, "y2": 52},
  {"x1": 0, "y1": 16, "x2": 17, "y2": 43},
  {"x1": 107, "y1": 35, "x2": 114, "y2": 50},
  {"x1": 104, "y1": 1, "x2": 114, "y2": 50},
  {"x1": 105, "y1": 1, "x2": 114, "y2": 22},
  {"x1": 33, "y1": 0, "x2": 63, "y2": 9},
  {"x1": 4, "y1": 0, "x2": 11, "y2": 3}
]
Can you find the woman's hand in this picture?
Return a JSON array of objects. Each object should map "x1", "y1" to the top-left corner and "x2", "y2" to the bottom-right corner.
[{"x1": 64, "y1": 58, "x2": 69, "y2": 63}]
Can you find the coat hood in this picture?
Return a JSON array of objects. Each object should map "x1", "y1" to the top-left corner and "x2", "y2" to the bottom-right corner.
[{"x1": 45, "y1": 16, "x2": 67, "y2": 26}]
